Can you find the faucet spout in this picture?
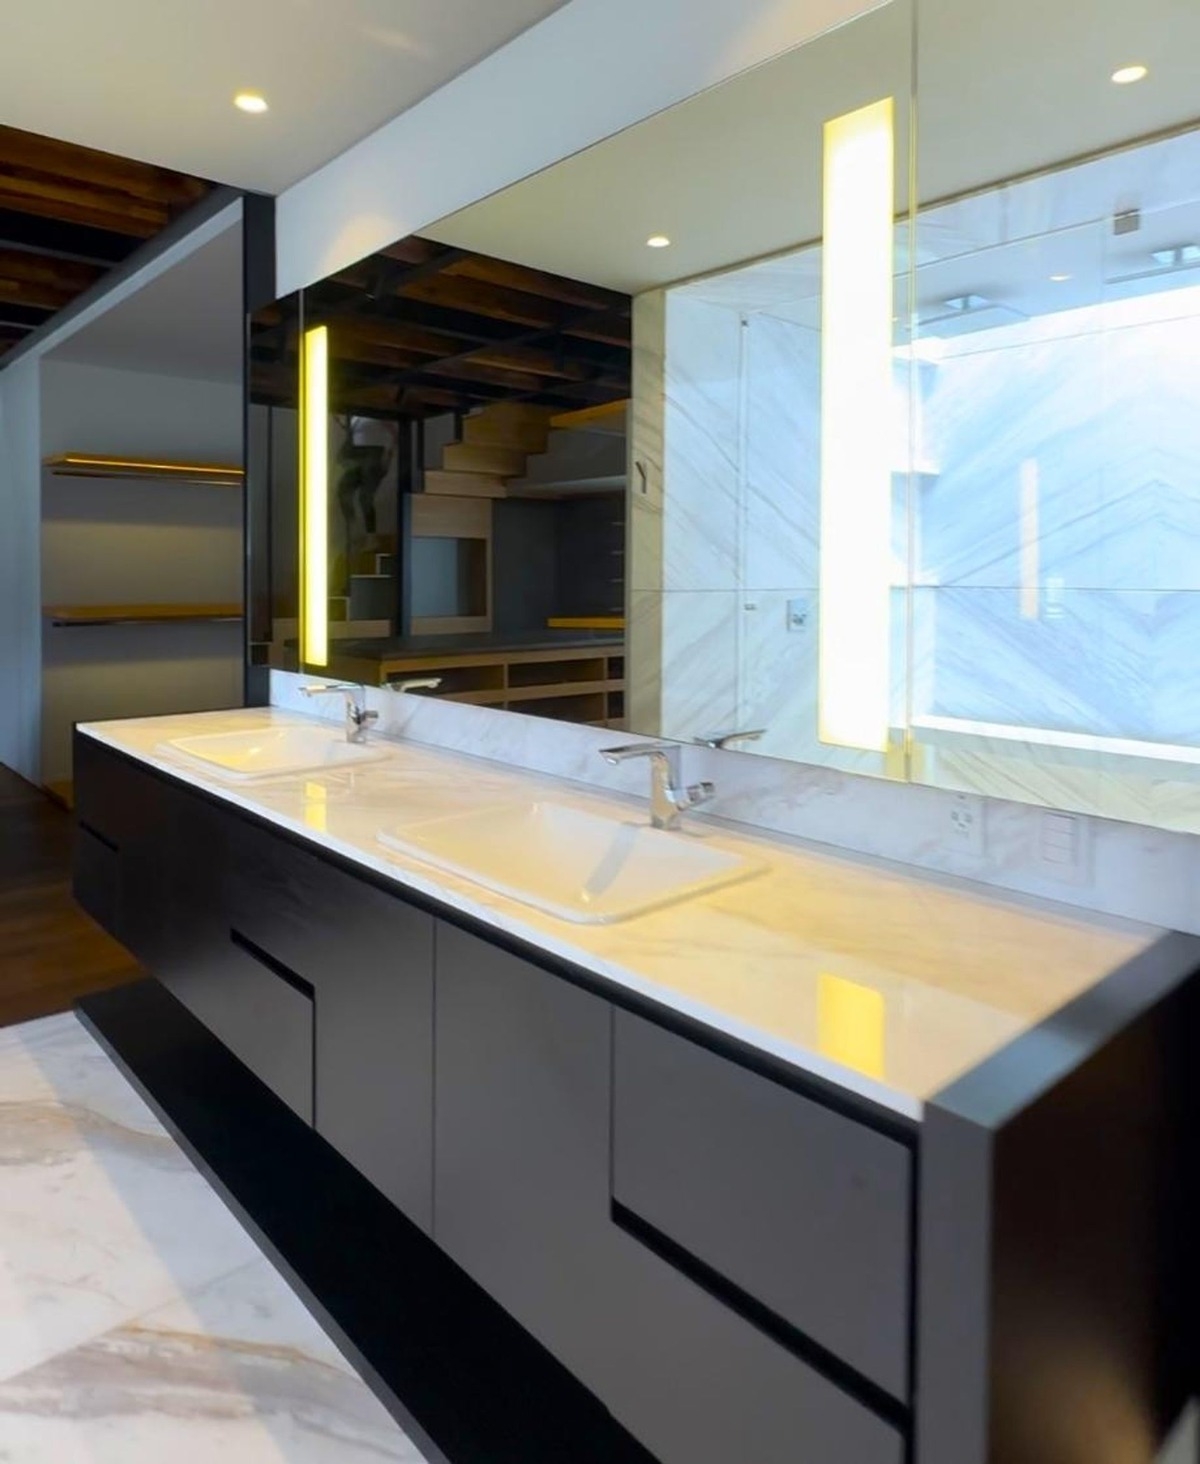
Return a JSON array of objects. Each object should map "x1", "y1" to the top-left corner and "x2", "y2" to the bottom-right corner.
[
  {"x1": 598, "y1": 741, "x2": 714, "y2": 831},
  {"x1": 300, "y1": 682, "x2": 379, "y2": 745}
]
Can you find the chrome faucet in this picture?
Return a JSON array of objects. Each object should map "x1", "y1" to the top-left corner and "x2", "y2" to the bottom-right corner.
[
  {"x1": 300, "y1": 682, "x2": 379, "y2": 744},
  {"x1": 599, "y1": 742, "x2": 715, "y2": 831},
  {"x1": 694, "y1": 728, "x2": 765, "y2": 750},
  {"x1": 389, "y1": 677, "x2": 443, "y2": 695}
]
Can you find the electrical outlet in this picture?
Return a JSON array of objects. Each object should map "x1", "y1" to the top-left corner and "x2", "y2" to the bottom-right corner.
[
  {"x1": 1037, "y1": 810, "x2": 1092, "y2": 886},
  {"x1": 949, "y1": 792, "x2": 986, "y2": 858}
]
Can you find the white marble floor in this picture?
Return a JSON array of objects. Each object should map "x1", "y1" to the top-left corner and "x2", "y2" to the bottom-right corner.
[{"x1": 0, "y1": 1011, "x2": 427, "y2": 1462}]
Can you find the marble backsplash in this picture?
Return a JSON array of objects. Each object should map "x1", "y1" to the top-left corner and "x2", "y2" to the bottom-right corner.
[{"x1": 271, "y1": 670, "x2": 1200, "y2": 935}]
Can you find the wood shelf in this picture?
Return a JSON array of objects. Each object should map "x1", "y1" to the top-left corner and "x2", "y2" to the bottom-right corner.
[
  {"x1": 44, "y1": 602, "x2": 243, "y2": 627},
  {"x1": 44, "y1": 453, "x2": 244, "y2": 487},
  {"x1": 546, "y1": 616, "x2": 625, "y2": 631}
]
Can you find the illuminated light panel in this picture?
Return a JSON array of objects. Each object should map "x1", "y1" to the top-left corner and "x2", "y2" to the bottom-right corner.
[
  {"x1": 235, "y1": 91, "x2": 269, "y2": 113},
  {"x1": 646, "y1": 234, "x2": 671, "y2": 248},
  {"x1": 818, "y1": 973, "x2": 886, "y2": 1080},
  {"x1": 818, "y1": 97, "x2": 896, "y2": 751},
  {"x1": 1110, "y1": 64, "x2": 1148, "y2": 85},
  {"x1": 301, "y1": 325, "x2": 329, "y2": 668}
]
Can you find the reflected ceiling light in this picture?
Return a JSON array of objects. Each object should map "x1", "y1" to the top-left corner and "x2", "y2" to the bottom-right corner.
[
  {"x1": 234, "y1": 91, "x2": 269, "y2": 113},
  {"x1": 1049, "y1": 273, "x2": 1072, "y2": 282},
  {"x1": 1110, "y1": 64, "x2": 1148, "y2": 85},
  {"x1": 646, "y1": 234, "x2": 671, "y2": 248}
]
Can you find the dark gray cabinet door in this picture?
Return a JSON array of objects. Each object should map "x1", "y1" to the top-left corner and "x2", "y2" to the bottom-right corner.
[
  {"x1": 434, "y1": 923, "x2": 905, "y2": 1464},
  {"x1": 230, "y1": 823, "x2": 435, "y2": 1231},
  {"x1": 613, "y1": 1009, "x2": 913, "y2": 1398},
  {"x1": 599, "y1": 1234, "x2": 905, "y2": 1464},
  {"x1": 155, "y1": 779, "x2": 315, "y2": 1125},
  {"x1": 433, "y1": 920, "x2": 616, "y2": 1380}
]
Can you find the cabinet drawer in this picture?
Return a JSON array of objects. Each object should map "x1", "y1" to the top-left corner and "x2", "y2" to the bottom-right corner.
[
  {"x1": 604, "y1": 1221, "x2": 905, "y2": 1464},
  {"x1": 613, "y1": 1010, "x2": 912, "y2": 1399},
  {"x1": 230, "y1": 821, "x2": 435, "y2": 1227},
  {"x1": 184, "y1": 932, "x2": 314, "y2": 1124},
  {"x1": 74, "y1": 824, "x2": 120, "y2": 935}
]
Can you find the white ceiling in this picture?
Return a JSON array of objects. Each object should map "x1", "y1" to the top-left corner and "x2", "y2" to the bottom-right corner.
[
  {"x1": 46, "y1": 221, "x2": 244, "y2": 382},
  {"x1": 427, "y1": 0, "x2": 1200, "y2": 296},
  {"x1": 0, "y1": 0, "x2": 567, "y2": 193}
]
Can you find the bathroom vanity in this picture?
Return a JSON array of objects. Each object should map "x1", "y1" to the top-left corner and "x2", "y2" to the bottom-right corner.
[{"x1": 72, "y1": 710, "x2": 1198, "y2": 1464}]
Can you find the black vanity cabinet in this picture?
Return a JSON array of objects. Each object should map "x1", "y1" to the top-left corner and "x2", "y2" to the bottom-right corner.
[
  {"x1": 72, "y1": 733, "x2": 435, "y2": 1227},
  {"x1": 73, "y1": 731, "x2": 1197, "y2": 1464}
]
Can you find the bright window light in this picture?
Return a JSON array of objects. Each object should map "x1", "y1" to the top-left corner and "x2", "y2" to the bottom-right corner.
[
  {"x1": 818, "y1": 97, "x2": 895, "y2": 752},
  {"x1": 301, "y1": 325, "x2": 329, "y2": 668}
]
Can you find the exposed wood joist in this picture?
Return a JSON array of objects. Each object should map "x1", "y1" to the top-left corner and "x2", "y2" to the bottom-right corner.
[
  {"x1": 251, "y1": 233, "x2": 631, "y2": 418},
  {"x1": 0, "y1": 126, "x2": 212, "y2": 361}
]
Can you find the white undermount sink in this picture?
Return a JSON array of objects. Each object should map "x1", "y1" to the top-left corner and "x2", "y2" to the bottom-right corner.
[
  {"x1": 377, "y1": 800, "x2": 761, "y2": 923},
  {"x1": 162, "y1": 725, "x2": 390, "y2": 781}
]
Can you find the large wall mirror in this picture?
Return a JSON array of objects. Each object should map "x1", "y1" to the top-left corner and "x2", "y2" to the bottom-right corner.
[{"x1": 249, "y1": 0, "x2": 1200, "y2": 836}]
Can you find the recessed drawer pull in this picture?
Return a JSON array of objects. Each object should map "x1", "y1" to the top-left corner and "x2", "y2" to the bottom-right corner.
[
  {"x1": 229, "y1": 929, "x2": 315, "y2": 999},
  {"x1": 77, "y1": 819, "x2": 118, "y2": 854}
]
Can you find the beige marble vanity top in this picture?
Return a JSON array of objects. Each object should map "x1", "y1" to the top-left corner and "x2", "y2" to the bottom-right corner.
[{"x1": 80, "y1": 708, "x2": 1160, "y2": 1120}]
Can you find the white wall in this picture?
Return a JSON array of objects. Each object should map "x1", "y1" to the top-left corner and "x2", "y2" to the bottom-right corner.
[
  {"x1": 276, "y1": 0, "x2": 882, "y2": 293},
  {"x1": 39, "y1": 361, "x2": 243, "y2": 784}
]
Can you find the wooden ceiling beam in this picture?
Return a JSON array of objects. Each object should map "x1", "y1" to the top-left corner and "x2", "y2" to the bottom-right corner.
[
  {"x1": 0, "y1": 184, "x2": 161, "y2": 238},
  {"x1": 0, "y1": 247, "x2": 102, "y2": 294},
  {"x1": 0, "y1": 171, "x2": 167, "y2": 231},
  {"x1": 0, "y1": 277, "x2": 75, "y2": 310},
  {"x1": 446, "y1": 253, "x2": 630, "y2": 315},
  {"x1": 0, "y1": 127, "x2": 208, "y2": 209},
  {"x1": 396, "y1": 271, "x2": 564, "y2": 329}
]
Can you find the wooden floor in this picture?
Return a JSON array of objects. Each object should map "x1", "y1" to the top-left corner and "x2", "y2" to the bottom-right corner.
[{"x1": 0, "y1": 764, "x2": 141, "y2": 1028}]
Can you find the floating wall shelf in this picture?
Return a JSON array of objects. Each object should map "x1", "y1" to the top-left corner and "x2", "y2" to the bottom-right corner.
[
  {"x1": 44, "y1": 603, "x2": 243, "y2": 627},
  {"x1": 44, "y1": 453, "x2": 244, "y2": 487}
]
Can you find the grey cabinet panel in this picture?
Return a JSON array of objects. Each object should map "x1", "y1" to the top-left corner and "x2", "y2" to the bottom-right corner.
[
  {"x1": 603, "y1": 1226, "x2": 905, "y2": 1464},
  {"x1": 187, "y1": 936, "x2": 315, "y2": 1123},
  {"x1": 433, "y1": 920, "x2": 616, "y2": 1379},
  {"x1": 74, "y1": 825, "x2": 120, "y2": 935},
  {"x1": 435, "y1": 924, "x2": 904, "y2": 1464},
  {"x1": 613, "y1": 1009, "x2": 912, "y2": 1398},
  {"x1": 231, "y1": 823, "x2": 434, "y2": 1230},
  {"x1": 153, "y1": 785, "x2": 314, "y2": 1125}
]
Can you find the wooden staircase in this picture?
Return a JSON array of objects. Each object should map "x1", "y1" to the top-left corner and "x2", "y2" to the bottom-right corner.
[{"x1": 423, "y1": 403, "x2": 553, "y2": 498}]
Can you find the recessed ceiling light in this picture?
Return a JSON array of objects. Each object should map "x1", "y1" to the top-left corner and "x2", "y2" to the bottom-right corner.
[
  {"x1": 1049, "y1": 273, "x2": 1072, "y2": 282},
  {"x1": 1111, "y1": 64, "x2": 1148, "y2": 85},
  {"x1": 646, "y1": 235, "x2": 671, "y2": 249},
  {"x1": 234, "y1": 91, "x2": 269, "y2": 114}
]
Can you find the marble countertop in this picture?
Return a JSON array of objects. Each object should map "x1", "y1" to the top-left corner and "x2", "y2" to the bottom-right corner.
[{"x1": 79, "y1": 708, "x2": 1160, "y2": 1121}]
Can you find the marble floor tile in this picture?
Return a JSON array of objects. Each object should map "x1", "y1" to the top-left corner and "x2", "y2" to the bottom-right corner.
[
  {"x1": 0, "y1": 1257, "x2": 423, "y2": 1462},
  {"x1": 0, "y1": 1011, "x2": 426, "y2": 1462}
]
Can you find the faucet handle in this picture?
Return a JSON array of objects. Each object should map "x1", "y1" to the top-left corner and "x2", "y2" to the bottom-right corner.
[
  {"x1": 682, "y1": 780, "x2": 716, "y2": 811},
  {"x1": 694, "y1": 729, "x2": 765, "y2": 750}
]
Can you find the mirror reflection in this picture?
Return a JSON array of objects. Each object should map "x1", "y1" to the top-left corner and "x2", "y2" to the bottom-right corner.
[{"x1": 256, "y1": 0, "x2": 1200, "y2": 835}]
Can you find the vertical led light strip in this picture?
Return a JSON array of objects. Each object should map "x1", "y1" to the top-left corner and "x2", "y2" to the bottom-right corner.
[
  {"x1": 300, "y1": 325, "x2": 329, "y2": 668},
  {"x1": 818, "y1": 97, "x2": 895, "y2": 751}
]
